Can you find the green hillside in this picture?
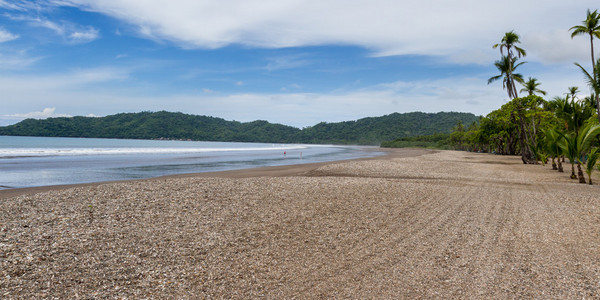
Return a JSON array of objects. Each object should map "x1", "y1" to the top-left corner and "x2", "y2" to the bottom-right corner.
[
  {"x1": 299, "y1": 112, "x2": 479, "y2": 144},
  {"x1": 0, "y1": 111, "x2": 479, "y2": 145}
]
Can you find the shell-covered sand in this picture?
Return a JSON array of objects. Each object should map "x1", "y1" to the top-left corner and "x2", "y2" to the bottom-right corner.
[{"x1": 1, "y1": 150, "x2": 599, "y2": 298}]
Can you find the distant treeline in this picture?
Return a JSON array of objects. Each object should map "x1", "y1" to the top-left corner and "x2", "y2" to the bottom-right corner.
[
  {"x1": 380, "y1": 133, "x2": 453, "y2": 149},
  {"x1": 0, "y1": 111, "x2": 479, "y2": 145}
]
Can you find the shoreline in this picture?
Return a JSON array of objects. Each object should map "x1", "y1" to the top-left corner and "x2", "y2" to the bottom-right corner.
[{"x1": 0, "y1": 147, "x2": 433, "y2": 200}]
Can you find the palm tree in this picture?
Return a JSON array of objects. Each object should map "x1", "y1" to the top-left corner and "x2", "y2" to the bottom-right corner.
[
  {"x1": 544, "y1": 128, "x2": 564, "y2": 172},
  {"x1": 585, "y1": 148, "x2": 600, "y2": 184},
  {"x1": 556, "y1": 95, "x2": 595, "y2": 136},
  {"x1": 559, "y1": 132, "x2": 579, "y2": 179},
  {"x1": 576, "y1": 123, "x2": 600, "y2": 183},
  {"x1": 493, "y1": 31, "x2": 527, "y2": 61},
  {"x1": 491, "y1": 31, "x2": 535, "y2": 164},
  {"x1": 492, "y1": 31, "x2": 527, "y2": 99},
  {"x1": 560, "y1": 123, "x2": 600, "y2": 183},
  {"x1": 546, "y1": 96, "x2": 575, "y2": 164},
  {"x1": 583, "y1": 94, "x2": 598, "y2": 110},
  {"x1": 529, "y1": 138, "x2": 548, "y2": 165},
  {"x1": 570, "y1": 9, "x2": 600, "y2": 75},
  {"x1": 547, "y1": 96, "x2": 572, "y2": 131},
  {"x1": 488, "y1": 56, "x2": 526, "y2": 99},
  {"x1": 520, "y1": 77, "x2": 546, "y2": 96},
  {"x1": 566, "y1": 86, "x2": 580, "y2": 101}
]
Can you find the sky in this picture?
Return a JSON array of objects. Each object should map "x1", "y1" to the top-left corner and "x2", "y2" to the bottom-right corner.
[{"x1": 0, "y1": 0, "x2": 598, "y2": 128}]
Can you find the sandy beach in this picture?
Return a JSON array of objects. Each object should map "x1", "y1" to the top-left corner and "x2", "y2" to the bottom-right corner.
[{"x1": 1, "y1": 148, "x2": 599, "y2": 298}]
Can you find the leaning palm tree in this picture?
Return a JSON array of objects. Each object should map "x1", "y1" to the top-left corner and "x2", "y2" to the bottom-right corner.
[
  {"x1": 520, "y1": 77, "x2": 546, "y2": 96},
  {"x1": 493, "y1": 31, "x2": 527, "y2": 99},
  {"x1": 488, "y1": 56, "x2": 526, "y2": 99},
  {"x1": 585, "y1": 148, "x2": 600, "y2": 184},
  {"x1": 491, "y1": 31, "x2": 534, "y2": 164},
  {"x1": 570, "y1": 9, "x2": 600, "y2": 74}
]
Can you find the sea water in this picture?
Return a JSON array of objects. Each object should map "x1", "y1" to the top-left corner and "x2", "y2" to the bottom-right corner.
[{"x1": 0, "y1": 136, "x2": 382, "y2": 189}]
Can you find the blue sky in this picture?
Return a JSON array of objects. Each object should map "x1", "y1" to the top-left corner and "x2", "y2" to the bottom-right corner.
[{"x1": 0, "y1": 0, "x2": 598, "y2": 128}]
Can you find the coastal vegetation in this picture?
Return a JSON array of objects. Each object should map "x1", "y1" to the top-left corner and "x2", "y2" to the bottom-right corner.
[
  {"x1": 0, "y1": 111, "x2": 478, "y2": 145},
  {"x1": 380, "y1": 133, "x2": 451, "y2": 149},
  {"x1": 383, "y1": 8, "x2": 600, "y2": 184}
]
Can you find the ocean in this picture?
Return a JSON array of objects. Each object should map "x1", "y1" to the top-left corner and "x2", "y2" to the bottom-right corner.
[{"x1": 0, "y1": 136, "x2": 383, "y2": 189}]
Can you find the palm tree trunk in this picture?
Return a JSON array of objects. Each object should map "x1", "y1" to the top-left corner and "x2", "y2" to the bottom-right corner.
[
  {"x1": 588, "y1": 35, "x2": 600, "y2": 124},
  {"x1": 551, "y1": 157, "x2": 557, "y2": 170},
  {"x1": 507, "y1": 52, "x2": 519, "y2": 100},
  {"x1": 590, "y1": 34, "x2": 595, "y2": 77},
  {"x1": 558, "y1": 159, "x2": 563, "y2": 172},
  {"x1": 516, "y1": 108, "x2": 534, "y2": 164},
  {"x1": 577, "y1": 162, "x2": 586, "y2": 183},
  {"x1": 571, "y1": 163, "x2": 577, "y2": 179},
  {"x1": 513, "y1": 108, "x2": 529, "y2": 164}
]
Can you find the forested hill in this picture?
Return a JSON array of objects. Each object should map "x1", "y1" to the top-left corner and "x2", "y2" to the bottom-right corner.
[
  {"x1": 299, "y1": 112, "x2": 479, "y2": 144},
  {"x1": 0, "y1": 111, "x2": 479, "y2": 145}
]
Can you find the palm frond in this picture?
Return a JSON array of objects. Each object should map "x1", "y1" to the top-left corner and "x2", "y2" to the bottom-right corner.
[
  {"x1": 487, "y1": 75, "x2": 502, "y2": 84},
  {"x1": 577, "y1": 124, "x2": 600, "y2": 154},
  {"x1": 575, "y1": 62, "x2": 594, "y2": 83},
  {"x1": 513, "y1": 73, "x2": 525, "y2": 84},
  {"x1": 585, "y1": 148, "x2": 600, "y2": 180},
  {"x1": 575, "y1": 61, "x2": 600, "y2": 93},
  {"x1": 570, "y1": 25, "x2": 589, "y2": 37},
  {"x1": 514, "y1": 46, "x2": 526, "y2": 58}
]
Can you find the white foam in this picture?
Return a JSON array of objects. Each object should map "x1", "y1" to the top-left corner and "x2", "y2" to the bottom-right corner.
[{"x1": 0, "y1": 145, "x2": 307, "y2": 157}]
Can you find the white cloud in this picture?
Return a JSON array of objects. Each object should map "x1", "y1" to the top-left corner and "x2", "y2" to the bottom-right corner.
[
  {"x1": 39, "y1": 19, "x2": 66, "y2": 35},
  {"x1": 0, "y1": 67, "x2": 130, "y2": 94},
  {"x1": 168, "y1": 70, "x2": 587, "y2": 127},
  {"x1": 524, "y1": 29, "x2": 591, "y2": 64},
  {"x1": 0, "y1": 74, "x2": 502, "y2": 127},
  {"x1": 6, "y1": 108, "x2": 72, "y2": 120},
  {"x1": 265, "y1": 54, "x2": 312, "y2": 71},
  {"x1": 280, "y1": 83, "x2": 302, "y2": 92},
  {"x1": 69, "y1": 27, "x2": 99, "y2": 42},
  {"x1": 0, "y1": 1, "x2": 596, "y2": 128},
  {"x1": 55, "y1": 0, "x2": 597, "y2": 65},
  {"x1": 0, "y1": 49, "x2": 43, "y2": 70},
  {"x1": 181, "y1": 85, "x2": 496, "y2": 127},
  {"x1": 5, "y1": 13, "x2": 99, "y2": 44},
  {"x1": 0, "y1": 0, "x2": 41, "y2": 11},
  {"x1": 0, "y1": 28, "x2": 19, "y2": 43}
]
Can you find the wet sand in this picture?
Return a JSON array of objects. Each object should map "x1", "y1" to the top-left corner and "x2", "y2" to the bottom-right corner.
[
  {"x1": 0, "y1": 147, "x2": 426, "y2": 200},
  {"x1": 1, "y1": 149, "x2": 599, "y2": 298}
]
